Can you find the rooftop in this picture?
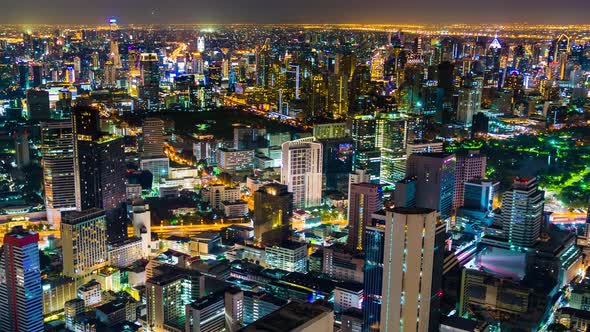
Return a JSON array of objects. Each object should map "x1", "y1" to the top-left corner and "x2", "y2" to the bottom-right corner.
[{"x1": 238, "y1": 301, "x2": 332, "y2": 332}]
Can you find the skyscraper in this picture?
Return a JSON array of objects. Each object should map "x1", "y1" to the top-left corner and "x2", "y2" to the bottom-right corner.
[
  {"x1": 142, "y1": 117, "x2": 166, "y2": 157},
  {"x1": 406, "y1": 153, "x2": 456, "y2": 220},
  {"x1": 376, "y1": 113, "x2": 407, "y2": 184},
  {"x1": 61, "y1": 209, "x2": 108, "y2": 278},
  {"x1": 0, "y1": 227, "x2": 44, "y2": 332},
  {"x1": 253, "y1": 183, "x2": 293, "y2": 240},
  {"x1": 73, "y1": 107, "x2": 127, "y2": 243},
  {"x1": 363, "y1": 219, "x2": 385, "y2": 332},
  {"x1": 453, "y1": 149, "x2": 486, "y2": 209},
  {"x1": 347, "y1": 183, "x2": 383, "y2": 251},
  {"x1": 500, "y1": 177, "x2": 545, "y2": 248},
  {"x1": 140, "y1": 53, "x2": 160, "y2": 110},
  {"x1": 351, "y1": 115, "x2": 380, "y2": 181},
  {"x1": 26, "y1": 89, "x2": 50, "y2": 121},
  {"x1": 281, "y1": 138, "x2": 323, "y2": 208},
  {"x1": 14, "y1": 129, "x2": 30, "y2": 168},
  {"x1": 41, "y1": 120, "x2": 77, "y2": 228},
  {"x1": 380, "y1": 208, "x2": 444, "y2": 332}
]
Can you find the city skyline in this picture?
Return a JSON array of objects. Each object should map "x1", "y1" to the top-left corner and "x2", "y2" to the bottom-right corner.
[{"x1": 2, "y1": 0, "x2": 590, "y2": 25}]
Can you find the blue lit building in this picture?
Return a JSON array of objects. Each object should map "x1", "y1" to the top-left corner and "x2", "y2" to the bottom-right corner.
[
  {"x1": 0, "y1": 227, "x2": 44, "y2": 332},
  {"x1": 362, "y1": 216, "x2": 386, "y2": 332}
]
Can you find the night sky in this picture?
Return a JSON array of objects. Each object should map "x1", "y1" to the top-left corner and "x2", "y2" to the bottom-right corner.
[{"x1": 2, "y1": 0, "x2": 589, "y2": 25}]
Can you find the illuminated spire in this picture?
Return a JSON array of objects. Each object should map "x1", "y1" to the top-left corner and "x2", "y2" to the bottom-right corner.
[{"x1": 489, "y1": 33, "x2": 501, "y2": 49}]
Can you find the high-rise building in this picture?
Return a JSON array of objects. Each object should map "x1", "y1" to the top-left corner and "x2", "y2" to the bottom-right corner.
[
  {"x1": 265, "y1": 241, "x2": 308, "y2": 273},
  {"x1": 313, "y1": 122, "x2": 347, "y2": 139},
  {"x1": 376, "y1": 113, "x2": 407, "y2": 184},
  {"x1": 140, "y1": 53, "x2": 160, "y2": 110},
  {"x1": 363, "y1": 221, "x2": 385, "y2": 331},
  {"x1": 146, "y1": 274, "x2": 185, "y2": 332},
  {"x1": 453, "y1": 149, "x2": 486, "y2": 209},
  {"x1": 0, "y1": 227, "x2": 44, "y2": 332},
  {"x1": 64, "y1": 299, "x2": 85, "y2": 331},
  {"x1": 379, "y1": 208, "x2": 444, "y2": 332},
  {"x1": 41, "y1": 120, "x2": 77, "y2": 227},
  {"x1": 406, "y1": 153, "x2": 456, "y2": 220},
  {"x1": 253, "y1": 183, "x2": 293, "y2": 240},
  {"x1": 61, "y1": 209, "x2": 108, "y2": 278},
  {"x1": 500, "y1": 177, "x2": 545, "y2": 248},
  {"x1": 225, "y1": 288, "x2": 244, "y2": 332},
  {"x1": 457, "y1": 78, "x2": 483, "y2": 126},
  {"x1": 347, "y1": 183, "x2": 383, "y2": 251},
  {"x1": 73, "y1": 107, "x2": 126, "y2": 242},
  {"x1": 14, "y1": 129, "x2": 30, "y2": 168},
  {"x1": 185, "y1": 292, "x2": 226, "y2": 332},
  {"x1": 351, "y1": 115, "x2": 380, "y2": 181},
  {"x1": 393, "y1": 177, "x2": 417, "y2": 208},
  {"x1": 463, "y1": 180, "x2": 498, "y2": 211},
  {"x1": 142, "y1": 117, "x2": 166, "y2": 157},
  {"x1": 348, "y1": 169, "x2": 370, "y2": 195},
  {"x1": 281, "y1": 138, "x2": 323, "y2": 208},
  {"x1": 26, "y1": 89, "x2": 50, "y2": 120},
  {"x1": 140, "y1": 157, "x2": 170, "y2": 189}
]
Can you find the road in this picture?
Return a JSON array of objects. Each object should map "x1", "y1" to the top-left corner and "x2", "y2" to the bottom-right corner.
[{"x1": 0, "y1": 222, "x2": 252, "y2": 244}]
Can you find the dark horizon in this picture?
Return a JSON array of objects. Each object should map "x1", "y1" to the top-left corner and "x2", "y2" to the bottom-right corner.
[{"x1": 2, "y1": 0, "x2": 590, "y2": 26}]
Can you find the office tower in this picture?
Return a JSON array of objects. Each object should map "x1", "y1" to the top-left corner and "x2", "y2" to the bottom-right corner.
[
  {"x1": 376, "y1": 113, "x2": 408, "y2": 184},
  {"x1": 18, "y1": 61, "x2": 29, "y2": 90},
  {"x1": 57, "y1": 89, "x2": 73, "y2": 116},
  {"x1": 26, "y1": 89, "x2": 50, "y2": 120},
  {"x1": 320, "y1": 137, "x2": 353, "y2": 192},
  {"x1": 104, "y1": 60, "x2": 116, "y2": 87},
  {"x1": 31, "y1": 64, "x2": 42, "y2": 87},
  {"x1": 351, "y1": 115, "x2": 380, "y2": 181},
  {"x1": 363, "y1": 217, "x2": 385, "y2": 332},
  {"x1": 41, "y1": 120, "x2": 76, "y2": 227},
  {"x1": 463, "y1": 180, "x2": 497, "y2": 211},
  {"x1": 0, "y1": 227, "x2": 43, "y2": 332},
  {"x1": 14, "y1": 129, "x2": 30, "y2": 168},
  {"x1": 72, "y1": 105, "x2": 100, "y2": 138},
  {"x1": 380, "y1": 208, "x2": 444, "y2": 332},
  {"x1": 146, "y1": 274, "x2": 185, "y2": 332},
  {"x1": 500, "y1": 177, "x2": 545, "y2": 248},
  {"x1": 140, "y1": 53, "x2": 160, "y2": 110},
  {"x1": 348, "y1": 168, "x2": 370, "y2": 191},
  {"x1": 61, "y1": 209, "x2": 108, "y2": 278},
  {"x1": 393, "y1": 177, "x2": 417, "y2": 208},
  {"x1": 240, "y1": 302, "x2": 334, "y2": 332},
  {"x1": 406, "y1": 153, "x2": 456, "y2": 220},
  {"x1": 142, "y1": 117, "x2": 166, "y2": 157},
  {"x1": 225, "y1": 288, "x2": 244, "y2": 332},
  {"x1": 73, "y1": 107, "x2": 126, "y2": 227},
  {"x1": 132, "y1": 202, "x2": 152, "y2": 257},
  {"x1": 185, "y1": 292, "x2": 226, "y2": 332},
  {"x1": 281, "y1": 138, "x2": 323, "y2": 208},
  {"x1": 253, "y1": 183, "x2": 293, "y2": 240},
  {"x1": 313, "y1": 122, "x2": 347, "y2": 139},
  {"x1": 471, "y1": 112, "x2": 489, "y2": 136},
  {"x1": 453, "y1": 149, "x2": 486, "y2": 209},
  {"x1": 140, "y1": 157, "x2": 169, "y2": 189},
  {"x1": 347, "y1": 183, "x2": 383, "y2": 251},
  {"x1": 64, "y1": 299, "x2": 85, "y2": 331},
  {"x1": 75, "y1": 133, "x2": 126, "y2": 210},
  {"x1": 197, "y1": 36, "x2": 205, "y2": 53},
  {"x1": 322, "y1": 245, "x2": 364, "y2": 283},
  {"x1": 457, "y1": 79, "x2": 482, "y2": 126},
  {"x1": 265, "y1": 241, "x2": 308, "y2": 273}
]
